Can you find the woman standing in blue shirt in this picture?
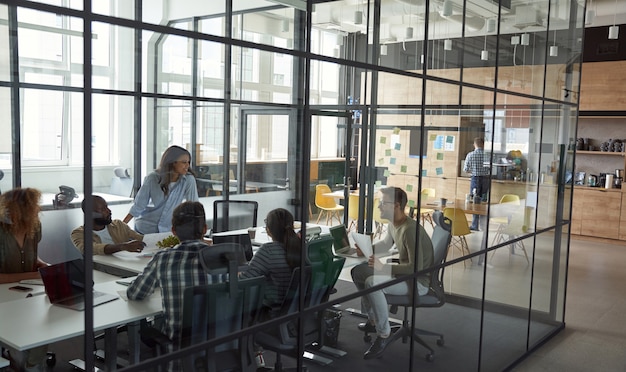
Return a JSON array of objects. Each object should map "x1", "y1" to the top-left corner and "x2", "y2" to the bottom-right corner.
[{"x1": 124, "y1": 145, "x2": 199, "y2": 234}]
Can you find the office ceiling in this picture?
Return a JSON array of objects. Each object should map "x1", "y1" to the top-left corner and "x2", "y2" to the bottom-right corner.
[{"x1": 307, "y1": 0, "x2": 626, "y2": 40}]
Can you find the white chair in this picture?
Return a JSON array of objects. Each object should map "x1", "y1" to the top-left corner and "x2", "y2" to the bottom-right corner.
[{"x1": 109, "y1": 167, "x2": 134, "y2": 197}]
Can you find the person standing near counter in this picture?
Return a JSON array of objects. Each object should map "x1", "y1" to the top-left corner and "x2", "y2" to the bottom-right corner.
[
  {"x1": 71, "y1": 195, "x2": 145, "y2": 255},
  {"x1": 0, "y1": 188, "x2": 49, "y2": 371},
  {"x1": 463, "y1": 137, "x2": 491, "y2": 231},
  {"x1": 123, "y1": 145, "x2": 199, "y2": 234}
]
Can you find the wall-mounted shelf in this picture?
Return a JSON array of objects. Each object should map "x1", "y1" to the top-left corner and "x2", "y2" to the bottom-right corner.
[{"x1": 575, "y1": 150, "x2": 625, "y2": 156}]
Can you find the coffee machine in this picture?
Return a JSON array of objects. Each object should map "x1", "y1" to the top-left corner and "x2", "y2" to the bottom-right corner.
[{"x1": 615, "y1": 169, "x2": 624, "y2": 189}]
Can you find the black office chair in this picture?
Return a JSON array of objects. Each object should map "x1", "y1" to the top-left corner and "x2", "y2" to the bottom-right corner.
[
  {"x1": 255, "y1": 249, "x2": 344, "y2": 372},
  {"x1": 212, "y1": 200, "x2": 258, "y2": 233},
  {"x1": 141, "y1": 243, "x2": 263, "y2": 371},
  {"x1": 361, "y1": 210, "x2": 452, "y2": 362}
]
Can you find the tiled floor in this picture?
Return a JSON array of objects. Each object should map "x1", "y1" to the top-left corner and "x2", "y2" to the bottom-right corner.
[{"x1": 510, "y1": 237, "x2": 626, "y2": 371}]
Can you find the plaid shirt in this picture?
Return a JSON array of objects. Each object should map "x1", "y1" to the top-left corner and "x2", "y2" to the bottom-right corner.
[
  {"x1": 127, "y1": 240, "x2": 225, "y2": 341},
  {"x1": 463, "y1": 148, "x2": 490, "y2": 176}
]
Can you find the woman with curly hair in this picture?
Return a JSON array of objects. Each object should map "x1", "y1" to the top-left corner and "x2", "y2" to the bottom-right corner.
[
  {"x1": 0, "y1": 187, "x2": 48, "y2": 284},
  {"x1": 0, "y1": 187, "x2": 49, "y2": 371},
  {"x1": 123, "y1": 145, "x2": 199, "y2": 234}
]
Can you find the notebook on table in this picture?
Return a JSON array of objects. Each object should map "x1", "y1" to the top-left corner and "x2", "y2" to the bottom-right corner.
[
  {"x1": 329, "y1": 225, "x2": 358, "y2": 258},
  {"x1": 39, "y1": 258, "x2": 118, "y2": 311}
]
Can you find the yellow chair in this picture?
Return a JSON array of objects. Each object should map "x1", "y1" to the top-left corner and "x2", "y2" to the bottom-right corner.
[
  {"x1": 347, "y1": 194, "x2": 366, "y2": 232},
  {"x1": 490, "y1": 206, "x2": 532, "y2": 264},
  {"x1": 315, "y1": 184, "x2": 344, "y2": 225},
  {"x1": 490, "y1": 194, "x2": 521, "y2": 245},
  {"x1": 443, "y1": 207, "x2": 472, "y2": 267},
  {"x1": 418, "y1": 188, "x2": 436, "y2": 228},
  {"x1": 372, "y1": 197, "x2": 389, "y2": 239}
]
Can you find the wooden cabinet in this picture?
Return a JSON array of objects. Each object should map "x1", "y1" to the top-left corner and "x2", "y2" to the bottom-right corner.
[
  {"x1": 570, "y1": 190, "x2": 583, "y2": 235},
  {"x1": 620, "y1": 193, "x2": 626, "y2": 241},
  {"x1": 573, "y1": 188, "x2": 622, "y2": 240}
]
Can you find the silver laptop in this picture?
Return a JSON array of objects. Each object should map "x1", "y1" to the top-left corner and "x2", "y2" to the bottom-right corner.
[
  {"x1": 39, "y1": 259, "x2": 118, "y2": 311},
  {"x1": 329, "y1": 225, "x2": 358, "y2": 258}
]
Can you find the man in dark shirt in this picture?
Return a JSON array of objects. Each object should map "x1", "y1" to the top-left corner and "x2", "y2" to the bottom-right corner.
[{"x1": 463, "y1": 137, "x2": 490, "y2": 230}]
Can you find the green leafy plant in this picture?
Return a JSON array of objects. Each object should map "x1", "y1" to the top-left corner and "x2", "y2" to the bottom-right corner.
[{"x1": 156, "y1": 235, "x2": 180, "y2": 249}]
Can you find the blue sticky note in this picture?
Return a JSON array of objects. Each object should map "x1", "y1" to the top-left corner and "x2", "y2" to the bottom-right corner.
[
  {"x1": 390, "y1": 157, "x2": 396, "y2": 165},
  {"x1": 394, "y1": 143, "x2": 401, "y2": 150},
  {"x1": 422, "y1": 169, "x2": 427, "y2": 176},
  {"x1": 436, "y1": 167, "x2": 443, "y2": 175}
]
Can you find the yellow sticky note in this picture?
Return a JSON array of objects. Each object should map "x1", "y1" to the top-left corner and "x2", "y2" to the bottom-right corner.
[
  {"x1": 384, "y1": 169, "x2": 391, "y2": 177},
  {"x1": 385, "y1": 149, "x2": 392, "y2": 156},
  {"x1": 380, "y1": 137, "x2": 387, "y2": 144},
  {"x1": 393, "y1": 127, "x2": 401, "y2": 134},
  {"x1": 400, "y1": 165, "x2": 407, "y2": 173}
]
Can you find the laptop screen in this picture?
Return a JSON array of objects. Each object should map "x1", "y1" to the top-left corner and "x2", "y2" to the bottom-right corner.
[
  {"x1": 211, "y1": 233, "x2": 253, "y2": 261},
  {"x1": 329, "y1": 225, "x2": 350, "y2": 251},
  {"x1": 39, "y1": 259, "x2": 88, "y2": 302}
]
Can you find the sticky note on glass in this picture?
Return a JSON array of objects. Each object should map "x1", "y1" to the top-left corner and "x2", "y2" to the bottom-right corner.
[
  {"x1": 385, "y1": 149, "x2": 392, "y2": 156},
  {"x1": 406, "y1": 184, "x2": 413, "y2": 192},
  {"x1": 375, "y1": 180, "x2": 382, "y2": 187},
  {"x1": 422, "y1": 170, "x2": 427, "y2": 176},
  {"x1": 378, "y1": 158, "x2": 385, "y2": 165},
  {"x1": 394, "y1": 143, "x2": 401, "y2": 150},
  {"x1": 390, "y1": 157, "x2": 396, "y2": 165},
  {"x1": 408, "y1": 200, "x2": 415, "y2": 207},
  {"x1": 384, "y1": 169, "x2": 390, "y2": 177},
  {"x1": 380, "y1": 137, "x2": 387, "y2": 144},
  {"x1": 400, "y1": 165, "x2": 407, "y2": 173},
  {"x1": 437, "y1": 152, "x2": 444, "y2": 160},
  {"x1": 436, "y1": 167, "x2": 443, "y2": 175},
  {"x1": 393, "y1": 127, "x2": 401, "y2": 134},
  {"x1": 430, "y1": 134, "x2": 437, "y2": 141}
]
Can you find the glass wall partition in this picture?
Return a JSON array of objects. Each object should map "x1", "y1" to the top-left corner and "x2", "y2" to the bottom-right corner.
[{"x1": 0, "y1": 0, "x2": 585, "y2": 370}]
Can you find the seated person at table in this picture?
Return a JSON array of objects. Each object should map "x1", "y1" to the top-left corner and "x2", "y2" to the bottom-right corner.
[
  {"x1": 240, "y1": 208, "x2": 301, "y2": 320},
  {"x1": 351, "y1": 187, "x2": 434, "y2": 360},
  {"x1": 71, "y1": 195, "x2": 145, "y2": 255},
  {"x1": 0, "y1": 188, "x2": 49, "y2": 371},
  {"x1": 127, "y1": 201, "x2": 221, "y2": 371}
]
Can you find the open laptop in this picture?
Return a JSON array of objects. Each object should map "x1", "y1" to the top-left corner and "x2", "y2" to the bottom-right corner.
[
  {"x1": 39, "y1": 259, "x2": 118, "y2": 311},
  {"x1": 211, "y1": 233, "x2": 254, "y2": 262},
  {"x1": 329, "y1": 225, "x2": 358, "y2": 258}
]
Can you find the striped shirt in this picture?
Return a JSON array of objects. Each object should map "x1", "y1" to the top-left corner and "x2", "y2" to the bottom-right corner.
[
  {"x1": 240, "y1": 241, "x2": 294, "y2": 316},
  {"x1": 463, "y1": 147, "x2": 490, "y2": 176},
  {"x1": 127, "y1": 240, "x2": 224, "y2": 341}
]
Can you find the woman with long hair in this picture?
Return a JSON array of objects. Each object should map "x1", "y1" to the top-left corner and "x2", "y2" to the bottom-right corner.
[
  {"x1": 240, "y1": 208, "x2": 301, "y2": 318},
  {"x1": 124, "y1": 145, "x2": 199, "y2": 234}
]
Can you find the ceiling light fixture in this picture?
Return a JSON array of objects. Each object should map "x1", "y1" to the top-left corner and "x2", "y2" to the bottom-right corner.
[
  {"x1": 442, "y1": 0, "x2": 453, "y2": 17},
  {"x1": 550, "y1": 29, "x2": 558, "y2": 57},
  {"x1": 608, "y1": 0, "x2": 619, "y2": 39},
  {"x1": 481, "y1": 35, "x2": 488, "y2": 60},
  {"x1": 521, "y1": 33, "x2": 530, "y2": 46},
  {"x1": 354, "y1": 10, "x2": 363, "y2": 25}
]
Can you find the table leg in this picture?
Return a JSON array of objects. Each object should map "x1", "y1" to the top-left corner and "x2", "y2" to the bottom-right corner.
[
  {"x1": 126, "y1": 321, "x2": 141, "y2": 365},
  {"x1": 476, "y1": 215, "x2": 488, "y2": 266},
  {"x1": 104, "y1": 328, "x2": 117, "y2": 371}
]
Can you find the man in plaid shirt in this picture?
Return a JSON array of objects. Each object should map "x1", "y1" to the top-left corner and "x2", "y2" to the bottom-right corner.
[
  {"x1": 463, "y1": 137, "x2": 491, "y2": 230},
  {"x1": 127, "y1": 201, "x2": 221, "y2": 370}
]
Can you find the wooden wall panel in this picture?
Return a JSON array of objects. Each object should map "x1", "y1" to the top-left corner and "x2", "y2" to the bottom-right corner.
[{"x1": 579, "y1": 61, "x2": 626, "y2": 111}]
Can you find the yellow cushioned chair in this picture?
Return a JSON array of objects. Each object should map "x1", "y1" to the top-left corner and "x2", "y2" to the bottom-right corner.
[
  {"x1": 315, "y1": 184, "x2": 344, "y2": 225},
  {"x1": 443, "y1": 207, "x2": 472, "y2": 267}
]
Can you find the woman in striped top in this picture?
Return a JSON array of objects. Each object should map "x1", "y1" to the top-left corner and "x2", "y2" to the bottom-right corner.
[{"x1": 240, "y1": 208, "x2": 301, "y2": 319}]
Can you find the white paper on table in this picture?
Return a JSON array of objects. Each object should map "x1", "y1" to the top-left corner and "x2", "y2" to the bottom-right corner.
[
  {"x1": 141, "y1": 232, "x2": 174, "y2": 249},
  {"x1": 351, "y1": 232, "x2": 373, "y2": 257}
]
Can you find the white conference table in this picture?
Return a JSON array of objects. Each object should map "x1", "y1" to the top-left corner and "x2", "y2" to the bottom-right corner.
[
  {"x1": 0, "y1": 279, "x2": 162, "y2": 371},
  {"x1": 93, "y1": 224, "x2": 333, "y2": 276}
]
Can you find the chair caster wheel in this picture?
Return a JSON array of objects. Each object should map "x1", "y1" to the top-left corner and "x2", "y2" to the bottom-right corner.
[
  {"x1": 437, "y1": 338, "x2": 445, "y2": 346},
  {"x1": 46, "y1": 352, "x2": 56, "y2": 367},
  {"x1": 425, "y1": 353, "x2": 434, "y2": 362},
  {"x1": 363, "y1": 334, "x2": 371, "y2": 343}
]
